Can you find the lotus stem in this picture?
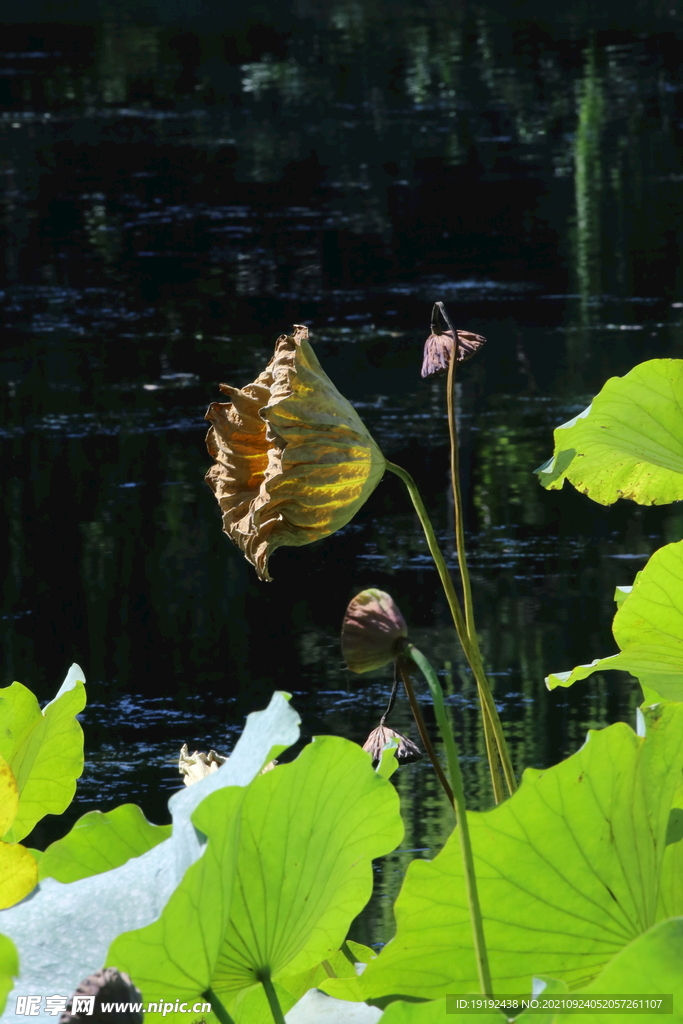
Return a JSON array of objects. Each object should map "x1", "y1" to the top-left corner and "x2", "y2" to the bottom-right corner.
[
  {"x1": 397, "y1": 652, "x2": 454, "y2": 804},
  {"x1": 258, "y1": 970, "x2": 287, "y2": 1024},
  {"x1": 406, "y1": 643, "x2": 493, "y2": 996},
  {"x1": 380, "y1": 662, "x2": 400, "y2": 726},
  {"x1": 441, "y1": 304, "x2": 506, "y2": 805},
  {"x1": 439, "y1": 302, "x2": 476, "y2": 643},
  {"x1": 205, "y1": 988, "x2": 237, "y2": 1024},
  {"x1": 385, "y1": 460, "x2": 516, "y2": 798}
]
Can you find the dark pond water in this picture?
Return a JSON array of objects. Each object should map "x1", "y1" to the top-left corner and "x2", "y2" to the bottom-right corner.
[{"x1": 3, "y1": 0, "x2": 683, "y2": 947}]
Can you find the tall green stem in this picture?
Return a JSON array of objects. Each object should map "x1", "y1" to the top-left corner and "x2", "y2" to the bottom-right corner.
[
  {"x1": 204, "y1": 988, "x2": 237, "y2": 1024},
  {"x1": 406, "y1": 643, "x2": 493, "y2": 995},
  {"x1": 385, "y1": 460, "x2": 516, "y2": 796},
  {"x1": 445, "y1": 340, "x2": 506, "y2": 805},
  {"x1": 258, "y1": 970, "x2": 287, "y2": 1024},
  {"x1": 445, "y1": 323, "x2": 475, "y2": 642}
]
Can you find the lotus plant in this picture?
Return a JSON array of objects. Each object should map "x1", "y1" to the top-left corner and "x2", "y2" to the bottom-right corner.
[
  {"x1": 341, "y1": 585, "x2": 493, "y2": 996},
  {"x1": 204, "y1": 315, "x2": 515, "y2": 803}
]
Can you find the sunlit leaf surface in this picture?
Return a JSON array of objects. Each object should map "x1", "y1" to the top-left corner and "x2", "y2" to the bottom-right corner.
[
  {"x1": 0, "y1": 665, "x2": 86, "y2": 843},
  {"x1": 536, "y1": 359, "x2": 683, "y2": 505},
  {"x1": 381, "y1": 997, "x2": 504, "y2": 1023},
  {"x1": 550, "y1": 918, "x2": 683, "y2": 1024},
  {"x1": 38, "y1": 804, "x2": 172, "y2": 884},
  {"x1": 356, "y1": 705, "x2": 683, "y2": 1001},
  {"x1": 0, "y1": 693, "x2": 300, "y2": 1020},
  {"x1": 109, "y1": 736, "x2": 402, "y2": 1021},
  {"x1": 0, "y1": 935, "x2": 18, "y2": 1016},
  {"x1": 546, "y1": 541, "x2": 683, "y2": 700},
  {"x1": 0, "y1": 754, "x2": 38, "y2": 909}
]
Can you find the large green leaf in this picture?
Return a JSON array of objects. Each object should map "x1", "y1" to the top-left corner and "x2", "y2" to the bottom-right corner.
[
  {"x1": 0, "y1": 664, "x2": 86, "y2": 842},
  {"x1": 536, "y1": 359, "x2": 683, "y2": 505},
  {"x1": 0, "y1": 692, "x2": 300, "y2": 1022},
  {"x1": 355, "y1": 705, "x2": 683, "y2": 1003},
  {"x1": 658, "y1": 773, "x2": 683, "y2": 921},
  {"x1": 546, "y1": 541, "x2": 683, "y2": 700},
  {"x1": 0, "y1": 935, "x2": 18, "y2": 1016},
  {"x1": 108, "y1": 736, "x2": 403, "y2": 1021},
  {"x1": 38, "y1": 804, "x2": 171, "y2": 884},
  {"x1": 0, "y1": 755, "x2": 37, "y2": 909},
  {"x1": 380, "y1": 998, "x2": 505, "y2": 1023},
  {"x1": 549, "y1": 917, "x2": 683, "y2": 1024},
  {"x1": 231, "y1": 943, "x2": 377, "y2": 1023}
]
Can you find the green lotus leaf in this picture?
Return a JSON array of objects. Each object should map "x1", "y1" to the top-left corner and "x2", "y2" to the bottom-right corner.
[
  {"x1": 658, "y1": 772, "x2": 683, "y2": 920},
  {"x1": 0, "y1": 934, "x2": 18, "y2": 1016},
  {"x1": 0, "y1": 755, "x2": 38, "y2": 910},
  {"x1": 108, "y1": 736, "x2": 402, "y2": 1021},
  {"x1": 380, "y1": 997, "x2": 505, "y2": 1023},
  {"x1": 549, "y1": 917, "x2": 683, "y2": 1023},
  {"x1": 38, "y1": 804, "x2": 172, "y2": 884},
  {"x1": 536, "y1": 359, "x2": 683, "y2": 505},
  {"x1": 357, "y1": 704, "x2": 683, "y2": 1003},
  {"x1": 229, "y1": 947, "x2": 377, "y2": 1024},
  {"x1": 0, "y1": 664, "x2": 86, "y2": 842},
  {"x1": 546, "y1": 541, "x2": 683, "y2": 700},
  {"x1": 0, "y1": 692, "x2": 300, "y2": 1018}
]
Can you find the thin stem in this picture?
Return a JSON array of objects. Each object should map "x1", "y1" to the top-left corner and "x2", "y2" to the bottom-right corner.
[
  {"x1": 397, "y1": 654, "x2": 454, "y2": 804},
  {"x1": 380, "y1": 661, "x2": 400, "y2": 726},
  {"x1": 385, "y1": 460, "x2": 516, "y2": 797},
  {"x1": 341, "y1": 941, "x2": 357, "y2": 967},
  {"x1": 444, "y1": 317, "x2": 474, "y2": 641},
  {"x1": 258, "y1": 971, "x2": 287, "y2": 1024},
  {"x1": 204, "y1": 989, "x2": 237, "y2": 1024},
  {"x1": 480, "y1": 704, "x2": 506, "y2": 806},
  {"x1": 441, "y1": 305, "x2": 505, "y2": 804},
  {"x1": 406, "y1": 644, "x2": 493, "y2": 995}
]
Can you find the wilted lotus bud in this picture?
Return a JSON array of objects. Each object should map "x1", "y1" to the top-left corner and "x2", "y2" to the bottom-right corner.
[
  {"x1": 341, "y1": 589, "x2": 408, "y2": 673},
  {"x1": 205, "y1": 324, "x2": 386, "y2": 581},
  {"x1": 421, "y1": 329, "x2": 486, "y2": 378},
  {"x1": 61, "y1": 968, "x2": 143, "y2": 1022},
  {"x1": 363, "y1": 725, "x2": 422, "y2": 765},
  {"x1": 421, "y1": 300, "x2": 485, "y2": 378},
  {"x1": 178, "y1": 744, "x2": 227, "y2": 787}
]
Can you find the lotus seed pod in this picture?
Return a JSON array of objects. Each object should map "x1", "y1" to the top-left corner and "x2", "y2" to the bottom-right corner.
[
  {"x1": 60, "y1": 967, "x2": 143, "y2": 1022},
  {"x1": 341, "y1": 588, "x2": 408, "y2": 673}
]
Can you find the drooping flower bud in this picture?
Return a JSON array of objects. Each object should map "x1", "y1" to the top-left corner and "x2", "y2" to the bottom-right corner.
[
  {"x1": 362, "y1": 725, "x2": 422, "y2": 765},
  {"x1": 421, "y1": 301, "x2": 485, "y2": 378},
  {"x1": 421, "y1": 329, "x2": 487, "y2": 378},
  {"x1": 341, "y1": 588, "x2": 408, "y2": 673}
]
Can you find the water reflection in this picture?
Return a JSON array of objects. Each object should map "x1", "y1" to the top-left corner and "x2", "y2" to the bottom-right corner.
[{"x1": 2, "y1": 3, "x2": 683, "y2": 948}]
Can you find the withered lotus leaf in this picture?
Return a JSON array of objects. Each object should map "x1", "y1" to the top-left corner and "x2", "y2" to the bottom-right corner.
[
  {"x1": 178, "y1": 744, "x2": 227, "y2": 787},
  {"x1": 421, "y1": 328, "x2": 486, "y2": 378},
  {"x1": 363, "y1": 725, "x2": 422, "y2": 765},
  {"x1": 341, "y1": 588, "x2": 408, "y2": 673},
  {"x1": 205, "y1": 325, "x2": 386, "y2": 580}
]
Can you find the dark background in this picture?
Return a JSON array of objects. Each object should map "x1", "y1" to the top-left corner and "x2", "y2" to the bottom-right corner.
[{"x1": 3, "y1": 0, "x2": 683, "y2": 934}]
